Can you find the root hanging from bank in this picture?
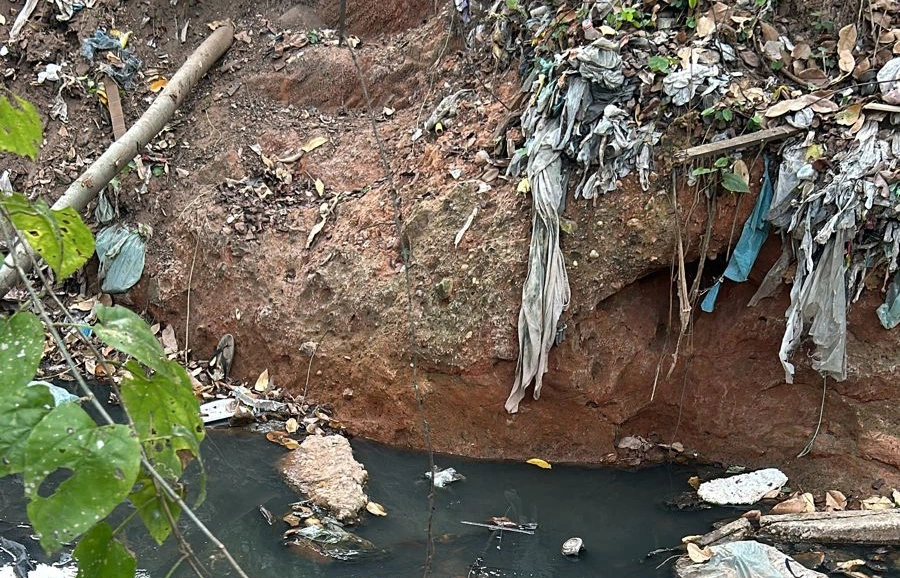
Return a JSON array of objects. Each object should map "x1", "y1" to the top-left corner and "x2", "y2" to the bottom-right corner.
[{"x1": 343, "y1": 22, "x2": 437, "y2": 578}]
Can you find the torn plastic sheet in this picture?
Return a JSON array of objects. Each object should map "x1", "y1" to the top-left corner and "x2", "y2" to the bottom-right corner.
[
  {"x1": 570, "y1": 38, "x2": 624, "y2": 90},
  {"x1": 81, "y1": 30, "x2": 142, "y2": 88},
  {"x1": 701, "y1": 158, "x2": 774, "y2": 313},
  {"x1": 677, "y1": 541, "x2": 826, "y2": 578},
  {"x1": 575, "y1": 104, "x2": 660, "y2": 198},
  {"x1": 506, "y1": 117, "x2": 570, "y2": 414},
  {"x1": 773, "y1": 121, "x2": 894, "y2": 383},
  {"x1": 662, "y1": 63, "x2": 722, "y2": 106},
  {"x1": 779, "y1": 229, "x2": 850, "y2": 383},
  {"x1": 877, "y1": 272, "x2": 900, "y2": 329},
  {"x1": 54, "y1": 0, "x2": 96, "y2": 21},
  {"x1": 95, "y1": 223, "x2": 146, "y2": 294}
]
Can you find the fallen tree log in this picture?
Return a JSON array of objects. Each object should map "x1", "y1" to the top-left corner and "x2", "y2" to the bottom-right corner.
[
  {"x1": 756, "y1": 510, "x2": 900, "y2": 545},
  {"x1": 0, "y1": 23, "x2": 235, "y2": 297}
]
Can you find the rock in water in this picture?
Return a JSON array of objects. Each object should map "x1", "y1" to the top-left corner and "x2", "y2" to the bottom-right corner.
[
  {"x1": 698, "y1": 468, "x2": 788, "y2": 505},
  {"x1": 280, "y1": 435, "x2": 368, "y2": 522}
]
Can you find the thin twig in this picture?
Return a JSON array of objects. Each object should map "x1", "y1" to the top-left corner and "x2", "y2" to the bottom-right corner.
[
  {"x1": 797, "y1": 375, "x2": 827, "y2": 458},
  {"x1": 301, "y1": 329, "x2": 329, "y2": 401},
  {"x1": 345, "y1": 41, "x2": 437, "y2": 578},
  {"x1": 184, "y1": 233, "x2": 200, "y2": 364}
]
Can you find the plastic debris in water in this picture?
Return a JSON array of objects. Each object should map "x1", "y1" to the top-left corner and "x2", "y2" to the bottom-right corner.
[
  {"x1": 424, "y1": 466, "x2": 465, "y2": 488},
  {"x1": 561, "y1": 537, "x2": 584, "y2": 556}
]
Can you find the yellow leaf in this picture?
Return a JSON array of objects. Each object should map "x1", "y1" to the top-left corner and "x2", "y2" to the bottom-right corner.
[
  {"x1": 315, "y1": 178, "x2": 325, "y2": 196},
  {"x1": 834, "y1": 104, "x2": 862, "y2": 126},
  {"x1": 517, "y1": 178, "x2": 531, "y2": 194},
  {"x1": 805, "y1": 144, "x2": 824, "y2": 160},
  {"x1": 366, "y1": 501, "x2": 388, "y2": 516},
  {"x1": 526, "y1": 458, "x2": 552, "y2": 469},
  {"x1": 149, "y1": 78, "x2": 168, "y2": 92},
  {"x1": 254, "y1": 369, "x2": 269, "y2": 392},
  {"x1": 282, "y1": 438, "x2": 300, "y2": 450},
  {"x1": 302, "y1": 136, "x2": 328, "y2": 153},
  {"x1": 285, "y1": 418, "x2": 299, "y2": 433}
]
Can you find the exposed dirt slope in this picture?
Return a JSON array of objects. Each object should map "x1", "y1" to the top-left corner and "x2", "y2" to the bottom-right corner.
[{"x1": 1, "y1": 0, "x2": 898, "y2": 495}]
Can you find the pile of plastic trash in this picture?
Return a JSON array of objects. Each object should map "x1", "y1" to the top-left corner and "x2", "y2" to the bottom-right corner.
[{"x1": 465, "y1": 0, "x2": 900, "y2": 409}]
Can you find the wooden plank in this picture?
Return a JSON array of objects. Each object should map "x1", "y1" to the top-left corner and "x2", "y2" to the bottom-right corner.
[
  {"x1": 674, "y1": 125, "x2": 802, "y2": 164},
  {"x1": 103, "y1": 75, "x2": 126, "y2": 140}
]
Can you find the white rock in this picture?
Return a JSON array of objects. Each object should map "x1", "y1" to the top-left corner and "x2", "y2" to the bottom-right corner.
[
  {"x1": 279, "y1": 435, "x2": 368, "y2": 522},
  {"x1": 697, "y1": 468, "x2": 787, "y2": 505}
]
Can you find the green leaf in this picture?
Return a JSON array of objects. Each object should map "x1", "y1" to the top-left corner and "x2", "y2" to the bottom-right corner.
[
  {"x1": 701, "y1": 106, "x2": 716, "y2": 117},
  {"x1": 713, "y1": 156, "x2": 730, "y2": 168},
  {"x1": 688, "y1": 0, "x2": 697, "y2": 8},
  {"x1": 0, "y1": 93, "x2": 42, "y2": 160},
  {"x1": 647, "y1": 55, "x2": 671, "y2": 73},
  {"x1": 74, "y1": 522, "x2": 136, "y2": 578},
  {"x1": 0, "y1": 385, "x2": 54, "y2": 476},
  {"x1": 93, "y1": 305, "x2": 167, "y2": 374},
  {"x1": 120, "y1": 359, "x2": 204, "y2": 481},
  {"x1": 0, "y1": 311, "x2": 44, "y2": 390},
  {"x1": 24, "y1": 403, "x2": 141, "y2": 552},
  {"x1": 1, "y1": 194, "x2": 95, "y2": 281},
  {"x1": 721, "y1": 171, "x2": 751, "y2": 193},
  {"x1": 129, "y1": 472, "x2": 181, "y2": 545},
  {"x1": 691, "y1": 167, "x2": 717, "y2": 176},
  {"x1": 721, "y1": 108, "x2": 734, "y2": 122}
]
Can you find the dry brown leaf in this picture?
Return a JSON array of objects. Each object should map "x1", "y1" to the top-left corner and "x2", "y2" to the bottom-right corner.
[
  {"x1": 739, "y1": 50, "x2": 760, "y2": 68},
  {"x1": 853, "y1": 57, "x2": 871, "y2": 80},
  {"x1": 283, "y1": 513, "x2": 301, "y2": 527},
  {"x1": 759, "y1": 21, "x2": 780, "y2": 43},
  {"x1": 254, "y1": 369, "x2": 270, "y2": 392},
  {"x1": 825, "y1": 489, "x2": 847, "y2": 511},
  {"x1": 285, "y1": 417, "x2": 299, "y2": 433},
  {"x1": 837, "y1": 24, "x2": 858, "y2": 73},
  {"x1": 314, "y1": 178, "x2": 325, "y2": 196},
  {"x1": 687, "y1": 542, "x2": 713, "y2": 564},
  {"x1": 763, "y1": 40, "x2": 784, "y2": 61},
  {"x1": 764, "y1": 97, "x2": 810, "y2": 117},
  {"x1": 861, "y1": 495, "x2": 894, "y2": 510},
  {"x1": 366, "y1": 501, "x2": 388, "y2": 516},
  {"x1": 732, "y1": 160, "x2": 749, "y2": 186},
  {"x1": 770, "y1": 496, "x2": 810, "y2": 514},
  {"x1": 796, "y1": 67, "x2": 830, "y2": 88},
  {"x1": 696, "y1": 15, "x2": 716, "y2": 38},
  {"x1": 161, "y1": 324, "x2": 178, "y2": 353},
  {"x1": 688, "y1": 476, "x2": 701, "y2": 490},
  {"x1": 302, "y1": 136, "x2": 328, "y2": 153},
  {"x1": 836, "y1": 559, "x2": 866, "y2": 571},
  {"x1": 835, "y1": 104, "x2": 863, "y2": 126},
  {"x1": 71, "y1": 299, "x2": 95, "y2": 312},
  {"x1": 791, "y1": 43, "x2": 811, "y2": 60}
]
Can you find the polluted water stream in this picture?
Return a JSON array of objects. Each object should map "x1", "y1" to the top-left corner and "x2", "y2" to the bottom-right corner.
[{"x1": 1, "y1": 427, "x2": 738, "y2": 577}]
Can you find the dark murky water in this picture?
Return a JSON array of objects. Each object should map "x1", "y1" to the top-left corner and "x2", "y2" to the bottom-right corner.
[
  {"x1": 135, "y1": 429, "x2": 730, "y2": 578},
  {"x1": 4, "y1": 427, "x2": 900, "y2": 577}
]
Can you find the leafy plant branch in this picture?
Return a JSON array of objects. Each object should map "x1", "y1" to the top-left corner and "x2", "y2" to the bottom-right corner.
[{"x1": 0, "y1": 91, "x2": 251, "y2": 578}]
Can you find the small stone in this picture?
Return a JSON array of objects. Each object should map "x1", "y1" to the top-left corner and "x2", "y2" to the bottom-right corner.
[
  {"x1": 342, "y1": 388, "x2": 354, "y2": 400},
  {"x1": 589, "y1": 249, "x2": 599, "y2": 259},
  {"x1": 561, "y1": 537, "x2": 584, "y2": 556},
  {"x1": 434, "y1": 278, "x2": 453, "y2": 300}
]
